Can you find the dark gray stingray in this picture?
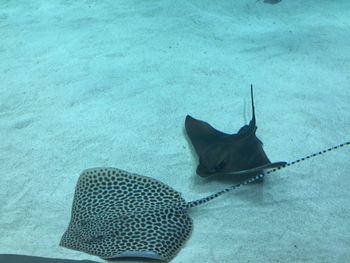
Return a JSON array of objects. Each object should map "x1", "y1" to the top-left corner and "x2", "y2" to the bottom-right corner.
[
  {"x1": 256, "y1": 0, "x2": 282, "y2": 4},
  {"x1": 186, "y1": 85, "x2": 286, "y2": 178},
  {"x1": 263, "y1": 0, "x2": 282, "y2": 4},
  {"x1": 60, "y1": 141, "x2": 349, "y2": 262}
]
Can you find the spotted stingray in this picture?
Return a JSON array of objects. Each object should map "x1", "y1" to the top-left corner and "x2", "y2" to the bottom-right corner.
[{"x1": 60, "y1": 142, "x2": 349, "y2": 262}]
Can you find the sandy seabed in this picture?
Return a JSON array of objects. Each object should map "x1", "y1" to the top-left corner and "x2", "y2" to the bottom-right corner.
[{"x1": 1, "y1": 1, "x2": 349, "y2": 262}]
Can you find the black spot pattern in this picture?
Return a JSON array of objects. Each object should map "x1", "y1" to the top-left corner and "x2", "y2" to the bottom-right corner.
[{"x1": 60, "y1": 168, "x2": 192, "y2": 261}]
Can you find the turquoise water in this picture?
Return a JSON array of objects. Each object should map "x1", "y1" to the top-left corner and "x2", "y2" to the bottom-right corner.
[{"x1": 1, "y1": 1, "x2": 349, "y2": 262}]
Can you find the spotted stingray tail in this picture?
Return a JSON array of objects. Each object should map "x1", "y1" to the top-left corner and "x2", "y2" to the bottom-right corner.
[{"x1": 186, "y1": 141, "x2": 350, "y2": 209}]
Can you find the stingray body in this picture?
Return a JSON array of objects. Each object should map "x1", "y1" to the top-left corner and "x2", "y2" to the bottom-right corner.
[
  {"x1": 60, "y1": 142, "x2": 349, "y2": 262},
  {"x1": 185, "y1": 85, "x2": 286, "y2": 177},
  {"x1": 60, "y1": 168, "x2": 191, "y2": 261}
]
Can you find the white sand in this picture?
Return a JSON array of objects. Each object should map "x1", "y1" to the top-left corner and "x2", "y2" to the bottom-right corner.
[{"x1": 1, "y1": 0, "x2": 349, "y2": 262}]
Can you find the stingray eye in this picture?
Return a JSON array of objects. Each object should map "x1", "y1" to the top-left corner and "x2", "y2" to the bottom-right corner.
[{"x1": 213, "y1": 161, "x2": 225, "y2": 172}]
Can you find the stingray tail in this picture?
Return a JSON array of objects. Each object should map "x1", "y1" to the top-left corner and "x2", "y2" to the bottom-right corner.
[
  {"x1": 185, "y1": 173, "x2": 265, "y2": 209},
  {"x1": 186, "y1": 141, "x2": 350, "y2": 209},
  {"x1": 250, "y1": 84, "x2": 256, "y2": 127}
]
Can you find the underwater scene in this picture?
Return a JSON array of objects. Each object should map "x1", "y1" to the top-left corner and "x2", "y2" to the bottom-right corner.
[{"x1": 1, "y1": 1, "x2": 349, "y2": 262}]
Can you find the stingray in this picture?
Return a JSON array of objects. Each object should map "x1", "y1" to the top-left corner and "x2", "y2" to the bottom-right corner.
[
  {"x1": 262, "y1": 0, "x2": 282, "y2": 5},
  {"x1": 185, "y1": 85, "x2": 286, "y2": 178},
  {"x1": 256, "y1": 0, "x2": 282, "y2": 4},
  {"x1": 60, "y1": 141, "x2": 349, "y2": 262}
]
